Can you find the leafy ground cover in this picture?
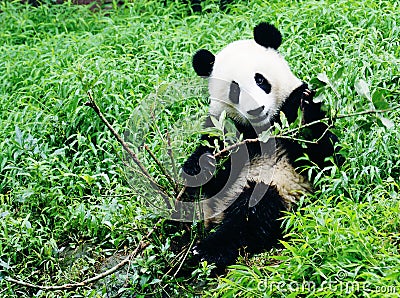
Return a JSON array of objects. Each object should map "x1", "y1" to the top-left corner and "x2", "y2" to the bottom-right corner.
[{"x1": 0, "y1": 0, "x2": 399, "y2": 297}]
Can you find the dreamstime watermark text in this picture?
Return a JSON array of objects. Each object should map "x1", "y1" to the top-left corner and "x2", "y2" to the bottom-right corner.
[{"x1": 256, "y1": 270, "x2": 398, "y2": 295}]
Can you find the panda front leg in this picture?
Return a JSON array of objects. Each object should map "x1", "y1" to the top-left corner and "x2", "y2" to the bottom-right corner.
[
  {"x1": 300, "y1": 90, "x2": 343, "y2": 167},
  {"x1": 192, "y1": 189, "x2": 250, "y2": 273},
  {"x1": 181, "y1": 143, "x2": 217, "y2": 199},
  {"x1": 181, "y1": 131, "x2": 234, "y2": 200},
  {"x1": 192, "y1": 182, "x2": 287, "y2": 272}
]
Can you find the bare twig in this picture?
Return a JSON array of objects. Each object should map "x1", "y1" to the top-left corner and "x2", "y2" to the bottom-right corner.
[
  {"x1": 274, "y1": 135, "x2": 320, "y2": 144},
  {"x1": 176, "y1": 185, "x2": 187, "y2": 201},
  {"x1": 5, "y1": 219, "x2": 161, "y2": 290},
  {"x1": 144, "y1": 144, "x2": 179, "y2": 195},
  {"x1": 282, "y1": 105, "x2": 400, "y2": 137},
  {"x1": 164, "y1": 248, "x2": 187, "y2": 276},
  {"x1": 166, "y1": 131, "x2": 178, "y2": 186},
  {"x1": 173, "y1": 238, "x2": 195, "y2": 278},
  {"x1": 85, "y1": 91, "x2": 170, "y2": 198},
  {"x1": 121, "y1": 159, "x2": 171, "y2": 196},
  {"x1": 214, "y1": 138, "x2": 258, "y2": 158},
  {"x1": 335, "y1": 106, "x2": 399, "y2": 118},
  {"x1": 213, "y1": 106, "x2": 399, "y2": 158}
]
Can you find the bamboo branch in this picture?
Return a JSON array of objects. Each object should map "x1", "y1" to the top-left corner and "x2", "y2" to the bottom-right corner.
[
  {"x1": 213, "y1": 135, "x2": 319, "y2": 159},
  {"x1": 144, "y1": 144, "x2": 179, "y2": 195},
  {"x1": 214, "y1": 138, "x2": 258, "y2": 158},
  {"x1": 176, "y1": 185, "x2": 186, "y2": 201},
  {"x1": 284, "y1": 105, "x2": 400, "y2": 136},
  {"x1": 335, "y1": 106, "x2": 399, "y2": 118},
  {"x1": 148, "y1": 111, "x2": 180, "y2": 193},
  {"x1": 121, "y1": 158, "x2": 170, "y2": 195},
  {"x1": 85, "y1": 92, "x2": 151, "y2": 179},
  {"x1": 121, "y1": 159, "x2": 174, "y2": 212},
  {"x1": 5, "y1": 219, "x2": 161, "y2": 290},
  {"x1": 85, "y1": 91, "x2": 170, "y2": 198},
  {"x1": 164, "y1": 248, "x2": 187, "y2": 276},
  {"x1": 213, "y1": 106, "x2": 399, "y2": 158},
  {"x1": 173, "y1": 238, "x2": 195, "y2": 278},
  {"x1": 166, "y1": 131, "x2": 178, "y2": 186}
]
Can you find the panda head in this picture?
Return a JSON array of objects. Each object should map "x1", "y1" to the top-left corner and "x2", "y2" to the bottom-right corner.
[{"x1": 193, "y1": 22, "x2": 303, "y2": 129}]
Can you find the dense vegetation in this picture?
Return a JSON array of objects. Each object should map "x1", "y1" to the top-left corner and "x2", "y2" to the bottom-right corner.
[{"x1": 0, "y1": 0, "x2": 399, "y2": 297}]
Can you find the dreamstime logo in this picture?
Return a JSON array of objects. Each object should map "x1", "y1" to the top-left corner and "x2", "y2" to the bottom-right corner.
[
  {"x1": 123, "y1": 78, "x2": 277, "y2": 222},
  {"x1": 335, "y1": 270, "x2": 348, "y2": 281}
]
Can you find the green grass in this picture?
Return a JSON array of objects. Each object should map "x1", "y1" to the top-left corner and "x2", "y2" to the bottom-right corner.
[{"x1": 0, "y1": 0, "x2": 399, "y2": 297}]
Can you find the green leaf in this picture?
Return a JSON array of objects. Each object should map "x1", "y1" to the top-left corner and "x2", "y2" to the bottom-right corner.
[
  {"x1": 15, "y1": 125, "x2": 23, "y2": 146},
  {"x1": 259, "y1": 130, "x2": 271, "y2": 142},
  {"x1": 24, "y1": 220, "x2": 32, "y2": 230},
  {"x1": 378, "y1": 116, "x2": 394, "y2": 129},
  {"x1": 219, "y1": 110, "x2": 227, "y2": 123},
  {"x1": 0, "y1": 258, "x2": 10, "y2": 270},
  {"x1": 372, "y1": 90, "x2": 389, "y2": 109},
  {"x1": 317, "y1": 72, "x2": 330, "y2": 84},
  {"x1": 333, "y1": 66, "x2": 345, "y2": 81},
  {"x1": 279, "y1": 111, "x2": 289, "y2": 128},
  {"x1": 210, "y1": 115, "x2": 222, "y2": 130},
  {"x1": 218, "y1": 110, "x2": 227, "y2": 130},
  {"x1": 313, "y1": 93, "x2": 325, "y2": 103},
  {"x1": 354, "y1": 79, "x2": 371, "y2": 100},
  {"x1": 103, "y1": 220, "x2": 113, "y2": 228},
  {"x1": 81, "y1": 174, "x2": 95, "y2": 184},
  {"x1": 309, "y1": 77, "x2": 327, "y2": 89},
  {"x1": 156, "y1": 83, "x2": 169, "y2": 96},
  {"x1": 213, "y1": 139, "x2": 220, "y2": 150},
  {"x1": 289, "y1": 107, "x2": 302, "y2": 129}
]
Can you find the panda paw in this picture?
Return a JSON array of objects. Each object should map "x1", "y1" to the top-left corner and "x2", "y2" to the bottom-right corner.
[
  {"x1": 182, "y1": 152, "x2": 216, "y2": 187},
  {"x1": 199, "y1": 153, "x2": 216, "y2": 177},
  {"x1": 191, "y1": 242, "x2": 237, "y2": 274},
  {"x1": 301, "y1": 88, "x2": 316, "y2": 104},
  {"x1": 300, "y1": 89, "x2": 325, "y2": 124}
]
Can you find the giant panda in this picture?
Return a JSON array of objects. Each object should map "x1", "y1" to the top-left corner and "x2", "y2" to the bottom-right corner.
[{"x1": 178, "y1": 22, "x2": 340, "y2": 272}]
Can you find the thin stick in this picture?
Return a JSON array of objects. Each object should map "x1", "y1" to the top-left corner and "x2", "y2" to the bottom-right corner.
[
  {"x1": 85, "y1": 91, "x2": 169, "y2": 198},
  {"x1": 164, "y1": 248, "x2": 187, "y2": 276},
  {"x1": 274, "y1": 135, "x2": 320, "y2": 144},
  {"x1": 176, "y1": 185, "x2": 187, "y2": 201},
  {"x1": 214, "y1": 135, "x2": 318, "y2": 159},
  {"x1": 5, "y1": 219, "x2": 161, "y2": 290},
  {"x1": 173, "y1": 238, "x2": 195, "y2": 278},
  {"x1": 144, "y1": 144, "x2": 179, "y2": 195},
  {"x1": 166, "y1": 131, "x2": 178, "y2": 186},
  {"x1": 335, "y1": 106, "x2": 399, "y2": 118},
  {"x1": 214, "y1": 138, "x2": 258, "y2": 158},
  {"x1": 284, "y1": 105, "x2": 400, "y2": 136},
  {"x1": 213, "y1": 106, "x2": 399, "y2": 158},
  {"x1": 121, "y1": 159, "x2": 169, "y2": 194}
]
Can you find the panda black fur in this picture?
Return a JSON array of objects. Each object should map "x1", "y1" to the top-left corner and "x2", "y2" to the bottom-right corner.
[{"x1": 180, "y1": 22, "x2": 340, "y2": 272}]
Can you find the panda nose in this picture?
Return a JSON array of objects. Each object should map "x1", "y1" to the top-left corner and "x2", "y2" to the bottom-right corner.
[{"x1": 247, "y1": 105, "x2": 265, "y2": 116}]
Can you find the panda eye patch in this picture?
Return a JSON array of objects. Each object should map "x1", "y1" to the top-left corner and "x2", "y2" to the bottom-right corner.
[
  {"x1": 255, "y1": 73, "x2": 271, "y2": 94},
  {"x1": 229, "y1": 81, "x2": 240, "y2": 104}
]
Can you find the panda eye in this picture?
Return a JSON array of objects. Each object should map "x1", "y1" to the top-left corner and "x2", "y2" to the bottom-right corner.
[
  {"x1": 255, "y1": 73, "x2": 271, "y2": 94},
  {"x1": 229, "y1": 81, "x2": 240, "y2": 104}
]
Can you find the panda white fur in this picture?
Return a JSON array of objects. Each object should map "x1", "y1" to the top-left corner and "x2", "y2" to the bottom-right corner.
[{"x1": 179, "y1": 22, "x2": 341, "y2": 272}]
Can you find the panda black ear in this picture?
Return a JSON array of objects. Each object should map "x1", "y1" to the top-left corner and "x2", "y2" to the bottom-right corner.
[
  {"x1": 192, "y1": 49, "x2": 215, "y2": 77},
  {"x1": 253, "y1": 22, "x2": 282, "y2": 50}
]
